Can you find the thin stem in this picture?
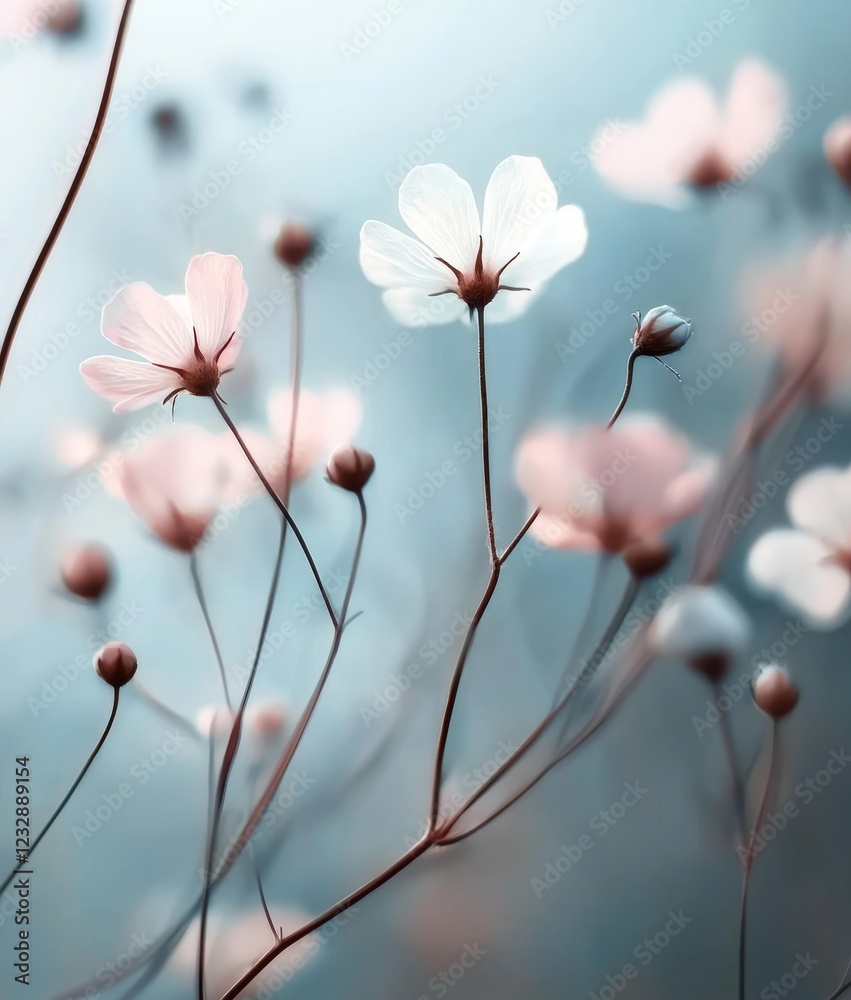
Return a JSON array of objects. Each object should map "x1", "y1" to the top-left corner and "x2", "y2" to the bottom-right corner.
[
  {"x1": 499, "y1": 505, "x2": 541, "y2": 566},
  {"x1": 476, "y1": 305, "x2": 498, "y2": 567},
  {"x1": 130, "y1": 680, "x2": 202, "y2": 741},
  {"x1": 189, "y1": 553, "x2": 232, "y2": 711},
  {"x1": 0, "y1": 0, "x2": 136, "y2": 390},
  {"x1": 212, "y1": 392, "x2": 337, "y2": 628},
  {"x1": 719, "y1": 696, "x2": 746, "y2": 842},
  {"x1": 607, "y1": 349, "x2": 639, "y2": 429},
  {"x1": 0, "y1": 688, "x2": 120, "y2": 897},
  {"x1": 738, "y1": 722, "x2": 778, "y2": 1000}
]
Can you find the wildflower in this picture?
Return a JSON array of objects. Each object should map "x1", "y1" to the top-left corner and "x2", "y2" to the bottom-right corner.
[{"x1": 753, "y1": 665, "x2": 799, "y2": 719}]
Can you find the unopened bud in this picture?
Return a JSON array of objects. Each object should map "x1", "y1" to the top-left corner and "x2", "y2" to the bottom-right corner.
[
  {"x1": 622, "y1": 539, "x2": 671, "y2": 579},
  {"x1": 48, "y1": 1, "x2": 84, "y2": 36},
  {"x1": 95, "y1": 642, "x2": 137, "y2": 688},
  {"x1": 687, "y1": 148, "x2": 733, "y2": 188},
  {"x1": 753, "y1": 665, "x2": 799, "y2": 720},
  {"x1": 247, "y1": 701, "x2": 288, "y2": 738},
  {"x1": 150, "y1": 508, "x2": 209, "y2": 553},
  {"x1": 632, "y1": 305, "x2": 693, "y2": 358},
  {"x1": 824, "y1": 117, "x2": 851, "y2": 187},
  {"x1": 326, "y1": 445, "x2": 375, "y2": 492},
  {"x1": 60, "y1": 543, "x2": 111, "y2": 601},
  {"x1": 274, "y1": 223, "x2": 314, "y2": 268}
]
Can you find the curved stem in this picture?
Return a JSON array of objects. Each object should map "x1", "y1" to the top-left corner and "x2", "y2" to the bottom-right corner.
[
  {"x1": 130, "y1": 680, "x2": 202, "y2": 741},
  {"x1": 719, "y1": 691, "x2": 746, "y2": 842},
  {"x1": 212, "y1": 392, "x2": 337, "y2": 628},
  {"x1": 607, "y1": 349, "x2": 639, "y2": 430},
  {"x1": 0, "y1": 688, "x2": 120, "y2": 897},
  {"x1": 476, "y1": 305, "x2": 498, "y2": 566},
  {"x1": 0, "y1": 0, "x2": 136, "y2": 390},
  {"x1": 189, "y1": 552, "x2": 231, "y2": 711},
  {"x1": 499, "y1": 505, "x2": 541, "y2": 565}
]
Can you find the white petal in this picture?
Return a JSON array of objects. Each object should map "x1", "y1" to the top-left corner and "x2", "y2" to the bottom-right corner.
[
  {"x1": 788, "y1": 465, "x2": 851, "y2": 549},
  {"x1": 359, "y1": 221, "x2": 450, "y2": 290},
  {"x1": 747, "y1": 529, "x2": 851, "y2": 628},
  {"x1": 650, "y1": 584, "x2": 750, "y2": 657},
  {"x1": 485, "y1": 286, "x2": 540, "y2": 324},
  {"x1": 80, "y1": 356, "x2": 181, "y2": 413},
  {"x1": 721, "y1": 59, "x2": 786, "y2": 167},
  {"x1": 499, "y1": 204, "x2": 588, "y2": 288},
  {"x1": 102, "y1": 284, "x2": 194, "y2": 366},
  {"x1": 381, "y1": 288, "x2": 466, "y2": 328},
  {"x1": 398, "y1": 164, "x2": 480, "y2": 270},
  {"x1": 481, "y1": 156, "x2": 557, "y2": 271},
  {"x1": 185, "y1": 253, "x2": 248, "y2": 358}
]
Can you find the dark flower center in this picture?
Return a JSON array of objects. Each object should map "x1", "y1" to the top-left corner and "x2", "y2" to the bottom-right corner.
[
  {"x1": 431, "y1": 236, "x2": 529, "y2": 317},
  {"x1": 153, "y1": 329, "x2": 236, "y2": 409}
]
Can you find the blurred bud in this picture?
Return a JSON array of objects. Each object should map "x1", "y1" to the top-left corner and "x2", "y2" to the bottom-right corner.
[
  {"x1": 326, "y1": 445, "x2": 375, "y2": 492},
  {"x1": 60, "y1": 543, "x2": 111, "y2": 601},
  {"x1": 150, "y1": 508, "x2": 209, "y2": 553},
  {"x1": 622, "y1": 539, "x2": 671, "y2": 579},
  {"x1": 95, "y1": 642, "x2": 138, "y2": 688},
  {"x1": 247, "y1": 701, "x2": 287, "y2": 738},
  {"x1": 196, "y1": 705, "x2": 235, "y2": 738},
  {"x1": 753, "y1": 665, "x2": 799, "y2": 720},
  {"x1": 824, "y1": 117, "x2": 851, "y2": 186},
  {"x1": 650, "y1": 584, "x2": 751, "y2": 680},
  {"x1": 632, "y1": 305, "x2": 693, "y2": 358},
  {"x1": 150, "y1": 103, "x2": 189, "y2": 151},
  {"x1": 686, "y1": 149, "x2": 733, "y2": 189},
  {"x1": 274, "y1": 223, "x2": 314, "y2": 268},
  {"x1": 48, "y1": 1, "x2": 84, "y2": 36}
]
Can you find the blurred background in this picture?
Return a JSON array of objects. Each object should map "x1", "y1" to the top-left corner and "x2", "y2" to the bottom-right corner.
[{"x1": 0, "y1": 1, "x2": 850, "y2": 997}]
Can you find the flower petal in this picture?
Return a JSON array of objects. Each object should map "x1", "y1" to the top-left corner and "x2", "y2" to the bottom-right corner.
[
  {"x1": 398, "y1": 164, "x2": 480, "y2": 269},
  {"x1": 787, "y1": 465, "x2": 851, "y2": 549},
  {"x1": 80, "y1": 356, "x2": 181, "y2": 413},
  {"x1": 185, "y1": 253, "x2": 248, "y2": 358},
  {"x1": 359, "y1": 221, "x2": 450, "y2": 290},
  {"x1": 499, "y1": 204, "x2": 588, "y2": 288},
  {"x1": 747, "y1": 528, "x2": 851, "y2": 628},
  {"x1": 102, "y1": 284, "x2": 194, "y2": 366},
  {"x1": 721, "y1": 59, "x2": 786, "y2": 167},
  {"x1": 381, "y1": 287, "x2": 467, "y2": 328},
  {"x1": 481, "y1": 156, "x2": 557, "y2": 271}
]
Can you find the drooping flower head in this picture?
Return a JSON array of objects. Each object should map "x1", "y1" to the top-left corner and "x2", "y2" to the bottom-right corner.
[
  {"x1": 515, "y1": 415, "x2": 715, "y2": 556},
  {"x1": 593, "y1": 59, "x2": 786, "y2": 206},
  {"x1": 360, "y1": 155, "x2": 588, "y2": 326},
  {"x1": 81, "y1": 253, "x2": 247, "y2": 413},
  {"x1": 117, "y1": 426, "x2": 236, "y2": 553},
  {"x1": 747, "y1": 463, "x2": 851, "y2": 628}
]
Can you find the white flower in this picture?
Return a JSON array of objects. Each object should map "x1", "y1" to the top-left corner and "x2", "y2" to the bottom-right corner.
[
  {"x1": 650, "y1": 585, "x2": 751, "y2": 659},
  {"x1": 747, "y1": 465, "x2": 851, "y2": 628},
  {"x1": 359, "y1": 155, "x2": 587, "y2": 327}
]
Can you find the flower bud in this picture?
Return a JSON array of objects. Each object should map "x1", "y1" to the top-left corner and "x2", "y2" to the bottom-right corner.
[
  {"x1": 247, "y1": 701, "x2": 287, "y2": 738},
  {"x1": 686, "y1": 149, "x2": 733, "y2": 189},
  {"x1": 632, "y1": 305, "x2": 693, "y2": 358},
  {"x1": 60, "y1": 543, "x2": 111, "y2": 601},
  {"x1": 274, "y1": 223, "x2": 314, "y2": 268},
  {"x1": 650, "y1": 584, "x2": 750, "y2": 680},
  {"x1": 622, "y1": 539, "x2": 671, "y2": 579},
  {"x1": 150, "y1": 508, "x2": 209, "y2": 553},
  {"x1": 824, "y1": 117, "x2": 851, "y2": 186},
  {"x1": 95, "y1": 642, "x2": 137, "y2": 688},
  {"x1": 326, "y1": 445, "x2": 375, "y2": 492},
  {"x1": 48, "y1": 1, "x2": 84, "y2": 36},
  {"x1": 753, "y1": 665, "x2": 799, "y2": 720}
]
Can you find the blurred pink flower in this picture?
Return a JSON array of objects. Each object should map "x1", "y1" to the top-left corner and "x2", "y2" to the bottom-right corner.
[
  {"x1": 593, "y1": 59, "x2": 786, "y2": 206},
  {"x1": 515, "y1": 415, "x2": 715, "y2": 554},
  {"x1": 748, "y1": 464, "x2": 851, "y2": 628},
  {"x1": 824, "y1": 116, "x2": 851, "y2": 186},
  {"x1": 360, "y1": 155, "x2": 587, "y2": 326},
  {"x1": 80, "y1": 253, "x2": 247, "y2": 413},
  {"x1": 224, "y1": 388, "x2": 361, "y2": 496},
  {"x1": 0, "y1": 0, "x2": 52, "y2": 36},
  {"x1": 118, "y1": 426, "x2": 235, "y2": 552}
]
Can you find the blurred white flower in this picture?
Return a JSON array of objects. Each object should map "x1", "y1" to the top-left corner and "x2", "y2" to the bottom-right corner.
[
  {"x1": 593, "y1": 59, "x2": 786, "y2": 206},
  {"x1": 81, "y1": 253, "x2": 247, "y2": 412},
  {"x1": 650, "y1": 584, "x2": 751, "y2": 659},
  {"x1": 748, "y1": 464, "x2": 851, "y2": 628},
  {"x1": 360, "y1": 155, "x2": 587, "y2": 326}
]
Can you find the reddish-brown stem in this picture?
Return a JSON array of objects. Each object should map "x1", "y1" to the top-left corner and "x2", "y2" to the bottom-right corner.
[
  {"x1": 189, "y1": 552, "x2": 232, "y2": 711},
  {"x1": 0, "y1": 0, "x2": 136, "y2": 390}
]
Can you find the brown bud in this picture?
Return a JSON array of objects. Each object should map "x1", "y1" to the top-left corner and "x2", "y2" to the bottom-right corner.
[
  {"x1": 632, "y1": 305, "x2": 692, "y2": 358},
  {"x1": 60, "y1": 543, "x2": 111, "y2": 601},
  {"x1": 274, "y1": 223, "x2": 314, "y2": 268},
  {"x1": 622, "y1": 539, "x2": 671, "y2": 579},
  {"x1": 688, "y1": 652, "x2": 731, "y2": 683},
  {"x1": 150, "y1": 508, "x2": 209, "y2": 553},
  {"x1": 47, "y1": 1, "x2": 84, "y2": 35},
  {"x1": 95, "y1": 642, "x2": 138, "y2": 688},
  {"x1": 687, "y1": 148, "x2": 733, "y2": 188},
  {"x1": 824, "y1": 117, "x2": 851, "y2": 186},
  {"x1": 753, "y1": 666, "x2": 799, "y2": 720},
  {"x1": 326, "y1": 445, "x2": 375, "y2": 492}
]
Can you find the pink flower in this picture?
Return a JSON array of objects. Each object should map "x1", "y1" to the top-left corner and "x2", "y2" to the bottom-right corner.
[
  {"x1": 515, "y1": 415, "x2": 715, "y2": 554},
  {"x1": 593, "y1": 60, "x2": 786, "y2": 206},
  {"x1": 80, "y1": 253, "x2": 247, "y2": 413},
  {"x1": 824, "y1": 116, "x2": 851, "y2": 186},
  {"x1": 118, "y1": 426, "x2": 236, "y2": 552},
  {"x1": 748, "y1": 464, "x2": 851, "y2": 628}
]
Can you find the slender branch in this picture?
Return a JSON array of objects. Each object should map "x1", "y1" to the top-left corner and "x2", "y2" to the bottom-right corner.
[
  {"x1": 607, "y1": 349, "x2": 639, "y2": 430},
  {"x1": 189, "y1": 552, "x2": 232, "y2": 711},
  {"x1": 0, "y1": 688, "x2": 120, "y2": 897},
  {"x1": 499, "y1": 505, "x2": 541, "y2": 566},
  {"x1": 719, "y1": 694, "x2": 746, "y2": 842},
  {"x1": 476, "y1": 305, "x2": 498, "y2": 567},
  {"x1": 130, "y1": 680, "x2": 202, "y2": 741},
  {"x1": 0, "y1": 0, "x2": 136, "y2": 390},
  {"x1": 212, "y1": 392, "x2": 337, "y2": 628}
]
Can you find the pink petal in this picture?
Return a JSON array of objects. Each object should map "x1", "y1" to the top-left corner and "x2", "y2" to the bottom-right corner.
[
  {"x1": 721, "y1": 59, "x2": 786, "y2": 167},
  {"x1": 79, "y1": 356, "x2": 181, "y2": 413},
  {"x1": 185, "y1": 253, "x2": 249, "y2": 359},
  {"x1": 102, "y1": 284, "x2": 195, "y2": 366}
]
